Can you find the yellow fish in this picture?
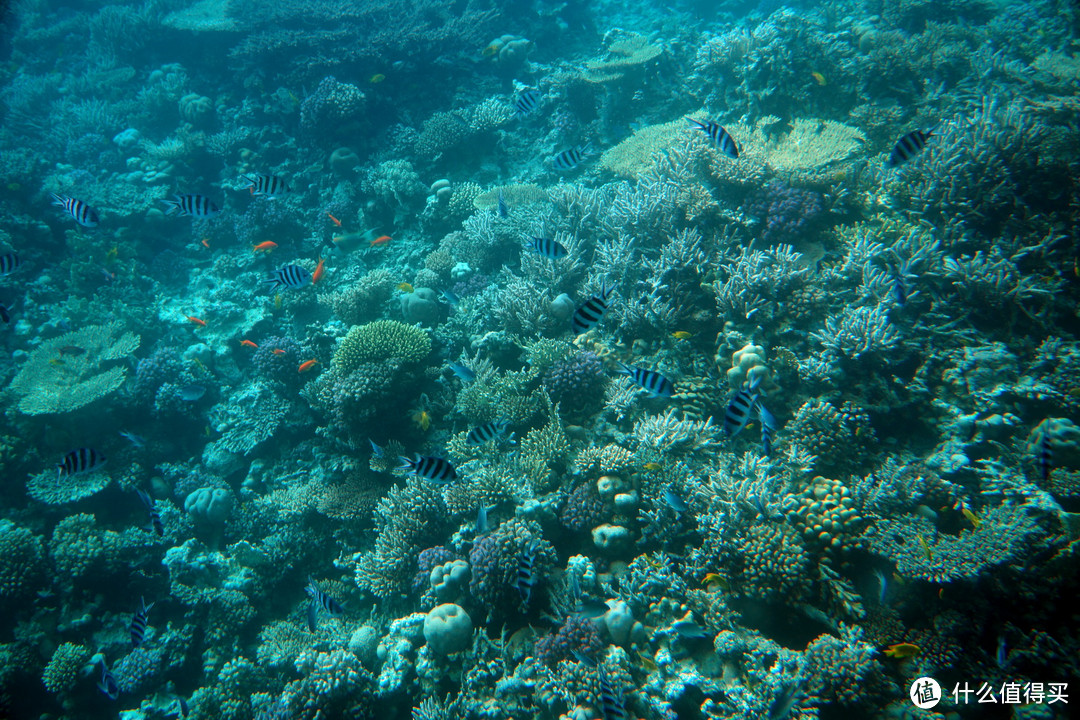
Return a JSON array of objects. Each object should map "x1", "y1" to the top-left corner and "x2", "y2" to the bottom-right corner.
[
  {"x1": 918, "y1": 534, "x2": 932, "y2": 560},
  {"x1": 643, "y1": 462, "x2": 663, "y2": 471},
  {"x1": 412, "y1": 410, "x2": 431, "y2": 431},
  {"x1": 105, "y1": 245, "x2": 119, "y2": 261},
  {"x1": 671, "y1": 331, "x2": 692, "y2": 340},
  {"x1": 397, "y1": 282, "x2": 414, "y2": 293},
  {"x1": 702, "y1": 573, "x2": 729, "y2": 591},
  {"x1": 811, "y1": 71, "x2": 827, "y2": 86},
  {"x1": 370, "y1": 73, "x2": 386, "y2": 84},
  {"x1": 883, "y1": 642, "x2": 921, "y2": 659},
  {"x1": 274, "y1": 294, "x2": 283, "y2": 310},
  {"x1": 637, "y1": 651, "x2": 658, "y2": 672},
  {"x1": 962, "y1": 507, "x2": 981, "y2": 529}
]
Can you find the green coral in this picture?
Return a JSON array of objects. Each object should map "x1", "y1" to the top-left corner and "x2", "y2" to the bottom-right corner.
[
  {"x1": 8, "y1": 322, "x2": 139, "y2": 414},
  {"x1": 332, "y1": 319, "x2": 431, "y2": 373},
  {"x1": 42, "y1": 642, "x2": 91, "y2": 694},
  {"x1": 0, "y1": 520, "x2": 44, "y2": 601}
]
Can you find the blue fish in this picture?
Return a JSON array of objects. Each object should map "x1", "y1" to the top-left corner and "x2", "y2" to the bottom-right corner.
[
  {"x1": 266, "y1": 264, "x2": 312, "y2": 290},
  {"x1": 368, "y1": 438, "x2": 385, "y2": 458},
  {"x1": 476, "y1": 503, "x2": 492, "y2": 534},
  {"x1": 687, "y1": 118, "x2": 739, "y2": 159},
  {"x1": 447, "y1": 361, "x2": 476, "y2": 383},
  {"x1": 179, "y1": 384, "x2": 205, "y2": 402},
  {"x1": 440, "y1": 290, "x2": 460, "y2": 307},
  {"x1": 663, "y1": 487, "x2": 689, "y2": 513},
  {"x1": 97, "y1": 657, "x2": 120, "y2": 700},
  {"x1": 119, "y1": 430, "x2": 145, "y2": 448},
  {"x1": 136, "y1": 489, "x2": 164, "y2": 537}
]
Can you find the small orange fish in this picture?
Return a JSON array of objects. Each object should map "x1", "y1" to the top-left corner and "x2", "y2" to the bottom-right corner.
[
  {"x1": 327, "y1": 213, "x2": 342, "y2": 227},
  {"x1": 186, "y1": 316, "x2": 207, "y2": 327},
  {"x1": 370, "y1": 73, "x2": 386, "y2": 84},
  {"x1": 252, "y1": 241, "x2": 278, "y2": 253},
  {"x1": 240, "y1": 340, "x2": 258, "y2": 348},
  {"x1": 672, "y1": 331, "x2": 692, "y2": 340},
  {"x1": 312, "y1": 257, "x2": 326, "y2": 284},
  {"x1": 370, "y1": 235, "x2": 392, "y2": 247},
  {"x1": 811, "y1": 71, "x2": 827, "y2": 86},
  {"x1": 273, "y1": 294, "x2": 283, "y2": 310},
  {"x1": 396, "y1": 282, "x2": 414, "y2": 293},
  {"x1": 643, "y1": 462, "x2": 662, "y2": 471},
  {"x1": 201, "y1": 238, "x2": 210, "y2": 248},
  {"x1": 298, "y1": 359, "x2": 319, "y2": 373},
  {"x1": 884, "y1": 642, "x2": 921, "y2": 659},
  {"x1": 272, "y1": 348, "x2": 286, "y2": 355},
  {"x1": 412, "y1": 410, "x2": 431, "y2": 431}
]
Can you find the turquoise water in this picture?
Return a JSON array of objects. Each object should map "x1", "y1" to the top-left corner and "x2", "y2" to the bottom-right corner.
[{"x1": 1, "y1": 0, "x2": 1078, "y2": 718}]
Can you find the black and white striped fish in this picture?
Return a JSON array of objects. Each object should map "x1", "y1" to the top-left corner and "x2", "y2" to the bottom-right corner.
[
  {"x1": 265, "y1": 264, "x2": 312, "y2": 290},
  {"x1": 571, "y1": 283, "x2": 614, "y2": 335},
  {"x1": 97, "y1": 657, "x2": 120, "y2": 700},
  {"x1": 516, "y1": 539, "x2": 539, "y2": 606},
  {"x1": 56, "y1": 447, "x2": 106, "y2": 478},
  {"x1": 553, "y1": 143, "x2": 593, "y2": 171},
  {"x1": 687, "y1": 118, "x2": 739, "y2": 159},
  {"x1": 0, "y1": 252, "x2": 19, "y2": 275},
  {"x1": 136, "y1": 488, "x2": 164, "y2": 537},
  {"x1": 723, "y1": 376, "x2": 767, "y2": 437},
  {"x1": 162, "y1": 193, "x2": 221, "y2": 219},
  {"x1": 306, "y1": 576, "x2": 345, "y2": 615},
  {"x1": 242, "y1": 174, "x2": 292, "y2": 198},
  {"x1": 399, "y1": 454, "x2": 458, "y2": 484},
  {"x1": 497, "y1": 191, "x2": 509, "y2": 218},
  {"x1": 1038, "y1": 431, "x2": 1053, "y2": 482},
  {"x1": 761, "y1": 422, "x2": 772, "y2": 457},
  {"x1": 50, "y1": 193, "x2": 99, "y2": 227},
  {"x1": 466, "y1": 419, "x2": 509, "y2": 445},
  {"x1": 598, "y1": 665, "x2": 628, "y2": 720},
  {"x1": 129, "y1": 596, "x2": 154, "y2": 647},
  {"x1": 615, "y1": 362, "x2": 674, "y2": 398},
  {"x1": 527, "y1": 235, "x2": 568, "y2": 259},
  {"x1": 886, "y1": 127, "x2": 935, "y2": 167},
  {"x1": 514, "y1": 89, "x2": 542, "y2": 117}
]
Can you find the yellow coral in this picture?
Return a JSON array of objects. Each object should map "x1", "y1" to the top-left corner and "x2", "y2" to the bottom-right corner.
[
  {"x1": 8, "y1": 322, "x2": 139, "y2": 414},
  {"x1": 332, "y1": 319, "x2": 431, "y2": 373},
  {"x1": 583, "y1": 33, "x2": 663, "y2": 82},
  {"x1": 598, "y1": 120, "x2": 685, "y2": 178}
]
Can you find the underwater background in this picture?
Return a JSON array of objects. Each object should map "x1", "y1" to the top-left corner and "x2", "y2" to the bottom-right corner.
[{"x1": 1, "y1": 0, "x2": 1079, "y2": 718}]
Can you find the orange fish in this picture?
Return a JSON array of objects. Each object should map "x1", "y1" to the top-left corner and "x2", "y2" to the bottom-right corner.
[
  {"x1": 272, "y1": 348, "x2": 286, "y2": 355},
  {"x1": 884, "y1": 642, "x2": 921, "y2": 659},
  {"x1": 396, "y1": 282, "x2": 414, "y2": 293},
  {"x1": 312, "y1": 257, "x2": 326, "y2": 284},
  {"x1": 298, "y1": 359, "x2": 319, "y2": 373},
  {"x1": 370, "y1": 235, "x2": 392, "y2": 247},
  {"x1": 240, "y1": 340, "x2": 258, "y2": 348},
  {"x1": 185, "y1": 316, "x2": 207, "y2": 327},
  {"x1": 201, "y1": 238, "x2": 210, "y2": 248},
  {"x1": 252, "y1": 241, "x2": 278, "y2": 253},
  {"x1": 327, "y1": 213, "x2": 342, "y2": 227}
]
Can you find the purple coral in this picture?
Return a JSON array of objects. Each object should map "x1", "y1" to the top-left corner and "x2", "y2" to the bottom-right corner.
[
  {"x1": 253, "y1": 336, "x2": 303, "y2": 388},
  {"x1": 560, "y1": 482, "x2": 607, "y2": 532},
  {"x1": 535, "y1": 615, "x2": 604, "y2": 666},
  {"x1": 299, "y1": 76, "x2": 367, "y2": 142},
  {"x1": 414, "y1": 546, "x2": 456, "y2": 592},
  {"x1": 542, "y1": 351, "x2": 607, "y2": 420},
  {"x1": 744, "y1": 182, "x2": 826, "y2": 246},
  {"x1": 134, "y1": 348, "x2": 183, "y2": 403}
]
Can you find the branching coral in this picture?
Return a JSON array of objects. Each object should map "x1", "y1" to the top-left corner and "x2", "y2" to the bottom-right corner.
[
  {"x1": 9, "y1": 322, "x2": 139, "y2": 414},
  {"x1": 333, "y1": 320, "x2": 431, "y2": 372}
]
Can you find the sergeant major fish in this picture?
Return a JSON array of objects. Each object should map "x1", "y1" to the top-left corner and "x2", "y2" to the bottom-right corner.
[
  {"x1": 306, "y1": 576, "x2": 345, "y2": 616},
  {"x1": 399, "y1": 454, "x2": 458, "y2": 484},
  {"x1": 466, "y1": 419, "x2": 510, "y2": 445},
  {"x1": 571, "y1": 283, "x2": 614, "y2": 335},
  {"x1": 615, "y1": 362, "x2": 674, "y2": 398},
  {"x1": 265, "y1": 264, "x2": 312, "y2": 290},
  {"x1": 687, "y1": 118, "x2": 739, "y2": 159},
  {"x1": 887, "y1": 126, "x2": 936, "y2": 167},
  {"x1": 136, "y1": 488, "x2": 164, "y2": 537},
  {"x1": 514, "y1": 89, "x2": 542, "y2": 117},
  {"x1": 553, "y1": 143, "x2": 594, "y2": 171},
  {"x1": 723, "y1": 376, "x2": 775, "y2": 437},
  {"x1": 0, "y1": 252, "x2": 20, "y2": 275},
  {"x1": 56, "y1": 447, "x2": 106, "y2": 478},
  {"x1": 97, "y1": 657, "x2": 120, "y2": 700},
  {"x1": 527, "y1": 235, "x2": 568, "y2": 259},
  {"x1": 51, "y1": 193, "x2": 99, "y2": 227},
  {"x1": 129, "y1": 596, "x2": 154, "y2": 647},
  {"x1": 162, "y1": 193, "x2": 221, "y2": 219},
  {"x1": 242, "y1": 174, "x2": 292, "y2": 198},
  {"x1": 516, "y1": 539, "x2": 539, "y2": 607}
]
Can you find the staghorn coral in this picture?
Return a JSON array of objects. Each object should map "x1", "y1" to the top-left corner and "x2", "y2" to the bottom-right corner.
[
  {"x1": 632, "y1": 409, "x2": 722, "y2": 457},
  {"x1": 9, "y1": 322, "x2": 139, "y2": 414},
  {"x1": 209, "y1": 381, "x2": 289, "y2": 455},
  {"x1": 332, "y1": 320, "x2": 431, "y2": 372}
]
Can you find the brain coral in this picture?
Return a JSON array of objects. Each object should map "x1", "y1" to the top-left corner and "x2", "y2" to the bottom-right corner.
[{"x1": 332, "y1": 320, "x2": 431, "y2": 373}]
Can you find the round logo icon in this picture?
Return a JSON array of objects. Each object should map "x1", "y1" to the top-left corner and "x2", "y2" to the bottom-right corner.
[{"x1": 910, "y1": 676, "x2": 942, "y2": 709}]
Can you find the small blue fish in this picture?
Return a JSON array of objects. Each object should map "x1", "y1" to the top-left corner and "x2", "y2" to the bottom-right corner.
[
  {"x1": 266, "y1": 264, "x2": 312, "y2": 290},
  {"x1": 476, "y1": 503, "x2": 492, "y2": 534},
  {"x1": 873, "y1": 568, "x2": 888, "y2": 605},
  {"x1": 119, "y1": 430, "x2": 145, "y2": 448},
  {"x1": 996, "y1": 634, "x2": 1008, "y2": 668},
  {"x1": 136, "y1": 489, "x2": 164, "y2": 537},
  {"x1": 616, "y1": 362, "x2": 674, "y2": 398},
  {"x1": 97, "y1": 657, "x2": 120, "y2": 700},
  {"x1": 514, "y1": 89, "x2": 542, "y2": 117},
  {"x1": 575, "y1": 598, "x2": 610, "y2": 619},
  {"x1": 687, "y1": 118, "x2": 739, "y2": 159},
  {"x1": 162, "y1": 193, "x2": 220, "y2": 219},
  {"x1": 671, "y1": 618, "x2": 712, "y2": 641},
  {"x1": 887, "y1": 127, "x2": 935, "y2": 167},
  {"x1": 527, "y1": 235, "x2": 568, "y2": 259},
  {"x1": 553, "y1": 143, "x2": 594, "y2": 171},
  {"x1": 399, "y1": 454, "x2": 458, "y2": 483},
  {"x1": 663, "y1": 487, "x2": 689, "y2": 513},
  {"x1": 447, "y1": 361, "x2": 476, "y2": 383},
  {"x1": 571, "y1": 283, "x2": 614, "y2": 335},
  {"x1": 51, "y1": 193, "x2": 99, "y2": 227},
  {"x1": 368, "y1": 438, "x2": 385, "y2": 458},
  {"x1": 129, "y1": 596, "x2": 154, "y2": 647},
  {"x1": 440, "y1": 290, "x2": 460, "y2": 307},
  {"x1": 179, "y1": 384, "x2": 205, "y2": 402}
]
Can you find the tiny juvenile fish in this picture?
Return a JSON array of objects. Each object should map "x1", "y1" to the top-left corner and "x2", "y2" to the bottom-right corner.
[
  {"x1": 57, "y1": 447, "x2": 106, "y2": 478},
  {"x1": 440, "y1": 289, "x2": 460, "y2": 307},
  {"x1": 97, "y1": 657, "x2": 120, "y2": 700},
  {"x1": 162, "y1": 193, "x2": 221, "y2": 219},
  {"x1": 883, "y1": 642, "x2": 921, "y2": 659},
  {"x1": 266, "y1": 264, "x2": 312, "y2": 290},
  {"x1": 514, "y1": 89, "x2": 542, "y2": 117},
  {"x1": 466, "y1": 419, "x2": 509, "y2": 445},
  {"x1": 119, "y1": 430, "x2": 145, "y2": 448},
  {"x1": 243, "y1": 174, "x2": 291, "y2": 198},
  {"x1": 887, "y1": 127, "x2": 935, "y2": 167},
  {"x1": 553, "y1": 143, "x2": 594, "y2": 171},
  {"x1": 687, "y1": 118, "x2": 739, "y2": 159},
  {"x1": 0, "y1": 252, "x2": 20, "y2": 275},
  {"x1": 129, "y1": 596, "x2": 154, "y2": 647},
  {"x1": 306, "y1": 576, "x2": 345, "y2": 616},
  {"x1": 51, "y1": 193, "x2": 99, "y2": 227},
  {"x1": 527, "y1": 235, "x2": 568, "y2": 259},
  {"x1": 399, "y1": 454, "x2": 458, "y2": 484},
  {"x1": 447, "y1": 361, "x2": 476, "y2": 383},
  {"x1": 516, "y1": 539, "x2": 539, "y2": 606},
  {"x1": 616, "y1": 362, "x2": 674, "y2": 398},
  {"x1": 663, "y1": 487, "x2": 689, "y2": 513},
  {"x1": 571, "y1": 283, "x2": 614, "y2": 335},
  {"x1": 136, "y1": 488, "x2": 164, "y2": 537}
]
